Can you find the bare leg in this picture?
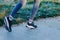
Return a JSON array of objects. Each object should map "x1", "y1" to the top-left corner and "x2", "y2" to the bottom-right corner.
[
  {"x1": 29, "y1": 0, "x2": 40, "y2": 23},
  {"x1": 26, "y1": 0, "x2": 40, "y2": 29}
]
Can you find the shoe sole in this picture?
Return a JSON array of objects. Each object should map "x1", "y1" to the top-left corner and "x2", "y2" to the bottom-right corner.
[{"x1": 26, "y1": 25, "x2": 37, "y2": 29}]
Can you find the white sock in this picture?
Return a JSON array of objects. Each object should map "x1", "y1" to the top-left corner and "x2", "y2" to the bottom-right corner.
[
  {"x1": 29, "y1": 19, "x2": 33, "y2": 24},
  {"x1": 9, "y1": 15, "x2": 14, "y2": 21}
]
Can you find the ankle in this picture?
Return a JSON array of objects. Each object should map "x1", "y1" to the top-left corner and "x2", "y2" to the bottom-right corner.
[
  {"x1": 9, "y1": 15, "x2": 14, "y2": 21},
  {"x1": 28, "y1": 19, "x2": 33, "y2": 24}
]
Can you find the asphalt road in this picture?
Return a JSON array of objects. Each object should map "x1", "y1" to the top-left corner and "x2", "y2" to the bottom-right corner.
[{"x1": 0, "y1": 16, "x2": 60, "y2": 40}]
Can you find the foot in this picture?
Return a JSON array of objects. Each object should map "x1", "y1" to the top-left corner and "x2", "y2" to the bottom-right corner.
[
  {"x1": 4, "y1": 17, "x2": 12, "y2": 32},
  {"x1": 26, "y1": 22, "x2": 37, "y2": 29}
]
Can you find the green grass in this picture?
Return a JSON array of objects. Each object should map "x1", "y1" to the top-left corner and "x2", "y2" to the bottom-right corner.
[{"x1": 0, "y1": 1, "x2": 60, "y2": 26}]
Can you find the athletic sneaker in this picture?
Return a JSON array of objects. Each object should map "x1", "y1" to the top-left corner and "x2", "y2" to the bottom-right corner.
[
  {"x1": 26, "y1": 22, "x2": 37, "y2": 29},
  {"x1": 4, "y1": 17, "x2": 12, "y2": 32}
]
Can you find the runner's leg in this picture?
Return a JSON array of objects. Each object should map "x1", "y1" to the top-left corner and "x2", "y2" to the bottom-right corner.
[
  {"x1": 4, "y1": 0, "x2": 27, "y2": 32},
  {"x1": 9, "y1": 0, "x2": 27, "y2": 20},
  {"x1": 29, "y1": 0, "x2": 40, "y2": 22},
  {"x1": 26, "y1": 0, "x2": 40, "y2": 29}
]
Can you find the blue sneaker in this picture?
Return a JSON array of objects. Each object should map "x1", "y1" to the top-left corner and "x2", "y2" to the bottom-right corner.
[
  {"x1": 4, "y1": 17, "x2": 12, "y2": 32},
  {"x1": 26, "y1": 22, "x2": 37, "y2": 29}
]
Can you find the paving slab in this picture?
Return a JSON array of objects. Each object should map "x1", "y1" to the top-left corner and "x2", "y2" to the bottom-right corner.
[{"x1": 0, "y1": 17, "x2": 60, "y2": 40}]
